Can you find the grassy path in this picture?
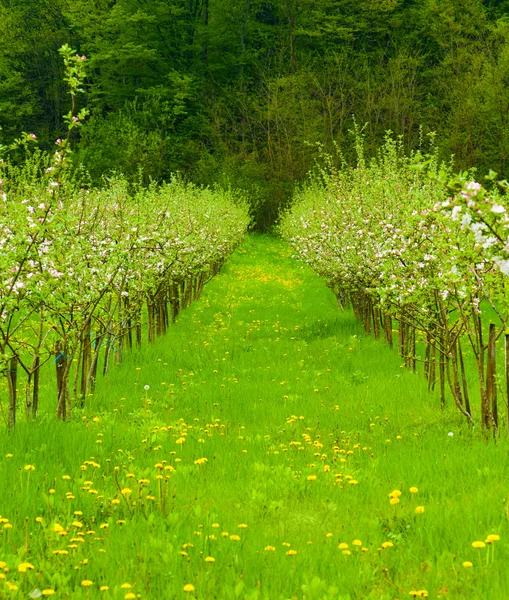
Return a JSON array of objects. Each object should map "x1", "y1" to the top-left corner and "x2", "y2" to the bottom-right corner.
[{"x1": 1, "y1": 235, "x2": 508, "y2": 599}]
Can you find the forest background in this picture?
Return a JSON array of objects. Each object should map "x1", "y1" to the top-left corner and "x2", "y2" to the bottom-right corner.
[{"x1": 2, "y1": 0, "x2": 509, "y2": 228}]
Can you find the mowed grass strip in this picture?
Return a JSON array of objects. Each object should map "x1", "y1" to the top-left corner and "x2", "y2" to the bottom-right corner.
[{"x1": 0, "y1": 234, "x2": 507, "y2": 599}]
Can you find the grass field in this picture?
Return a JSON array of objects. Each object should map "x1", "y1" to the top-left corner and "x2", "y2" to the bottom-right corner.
[{"x1": 0, "y1": 234, "x2": 508, "y2": 599}]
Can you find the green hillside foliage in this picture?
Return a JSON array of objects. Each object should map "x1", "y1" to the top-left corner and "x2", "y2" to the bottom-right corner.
[{"x1": 2, "y1": 0, "x2": 509, "y2": 225}]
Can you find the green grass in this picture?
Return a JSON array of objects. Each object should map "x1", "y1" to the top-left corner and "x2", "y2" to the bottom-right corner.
[{"x1": 0, "y1": 234, "x2": 508, "y2": 599}]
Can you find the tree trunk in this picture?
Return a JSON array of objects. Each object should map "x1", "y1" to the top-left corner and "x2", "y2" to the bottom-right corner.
[
  {"x1": 487, "y1": 324, "x2": 498, "y2": 434},
  {"x1": 32, "y1": 356, "x2": 40, "y2": 418},
  {"x1": 7, "y1": 357, "x2": 17, "y2": 428},
  {"x1": 55, "y1": 342, "x2": 67, "y2": 420}
]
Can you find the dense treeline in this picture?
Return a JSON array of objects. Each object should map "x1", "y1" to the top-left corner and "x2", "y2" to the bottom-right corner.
[{"x1": 2, "y1": 0, "x2": 509, "y2": 225}]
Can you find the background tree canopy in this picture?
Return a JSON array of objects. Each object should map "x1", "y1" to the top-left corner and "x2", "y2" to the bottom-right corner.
[{"x1": 1, "y1": 0, "x2": 509, "y2": 227}]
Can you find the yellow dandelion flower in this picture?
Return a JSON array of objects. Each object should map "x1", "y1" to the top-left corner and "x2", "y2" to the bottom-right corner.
[
  {"x1": 42, "y1": 591, "x2": 55, "y2": 596},
  {"x1": 238, "y1": 523, "x2": 248, "y2": 529},
  {"x1": 230, "y1": 534, "x2": 240, "y2": 541},
  {"x1": 415, "y1": 506, "x2": 425, "y2": 514},
  {"x1": 389, "y1": 489, "x2": 401, "y2": 498},
  {"x1": 409, "y1": 487, "x2": 418, "y2": 494},
  {"x1": 183, "y1": 583, "x2": 195, "y2": 592},
  {"x1": 352, "y1": 539, "x2": 362, "y2": 547},
  {"x1": 307, "y1": 475, "x2": 317, "y2": 481},
  {"x1": 390, "y1": 497, "x2": 400, "y2": 505},
  {"x1": 286, "y1": 549, "x2": 297, "y2": 556},
  {"x1": 125, "y1": 594, "x2": 136, "y2": 600},
  {"x1": 100, "y1": 586, "x2": 109, "y2": 591},
  {"x1": 338, "y1": 543, "x2": 349, "y2": 550},
  {"x1": 81, "y1": 580, "x2": 94, "y2": 587},
  {"x1": 472, "y1": 541, "x2": 486, "y2": 549},
  {"x1": 462, "y1": 561, "x2": 473, "y2": 568},
  {"x1": 120, "y1": 583, "x2": 132, "y2": 589},
  {"x1": 381, "y1": 541, "x2": 394, "y2": 549},
  {"x1": 24, "y1": 464, "x2": 35, "y2": 471},
  {"x1": 264, "y1": 546, "x2": 276, "y2": 551},
  {"x1": 205, "y1": 556, "x2": 215, "y2": 563},
  {"x1": 486, "y1": 534, "x2": 500, "y2": 543}
]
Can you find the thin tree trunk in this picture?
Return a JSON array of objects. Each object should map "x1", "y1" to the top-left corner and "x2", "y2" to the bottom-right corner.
[
  {"x1": 487, "y1": 324, "x2": 498, "y2": 434},
  {"x1": 458, "y1": 338, "x2": 471, "y2": 417},
  {"x1": 439, "y1": 349, "x2": 446, "y2": 409},
  {"x1": 7, "y1": 357, "x2": 17, "y2": 428},
  {"x1": 55, "y1": 342, "x2": 67, "y2": 420},
  {"x1": 32, "y1": 356, "x2": 40, "y2": 418},
  {"x1": 373, "y1": 306, "x2": 380, "y2": 339}
]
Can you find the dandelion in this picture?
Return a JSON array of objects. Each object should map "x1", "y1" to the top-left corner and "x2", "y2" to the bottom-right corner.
[
  {"x1": 205, "y1": 556, "x2": 215, "y2": 562},
  {"x1": 286, "y1": 549, "x2": 297, "y2": 556},
  {"x1": 352, "y1": 539, "x2": 362, "y2": 547},
  {"x1": 81, "y1": 580, "x2": 94, "y2": 587},
  {"x1": 125, "y1": 594, "x2": 136, "y2": 600},
  {"x1": 121, "y1": 583, "x2": 132, "y2": 589},
  {"x1": 307, "y1": 475, "x2": 317, "y2": 481},
  {"x1": 24, "y1": 464, "x2": 35, "y2": 471},
  {"x1": 485, "y1": 534, "x2": 500, "y2": 543},
  {"x1": 390, "y1": 497, "x2": 400, "y2": 505},
  {"x1": 463, "y1": 561, "x2": 473, "y2": 568},
  {"x1": 415, "y1": 506, "x2": 425, "y2": 514},
  {"x1": 389, "y1": 489, "x2": 401, "y2": 498},
  {"x1": 409, "y1": 487, "x2": 418, "y2": 494},
  {"x1": 472, "y1": 541, "x2": 486, "y2": 549},
  {"x1": 42, "y1": 591, "x2": 56, "y2": 596},
  {"x1": 264, "y1": 546, "x2": 276, "y2": 551},
  {"x1": 100, "y1": 586, "x2": 109, "y2": 591},
  {"x1": 144, "y1": 385, "x2": 150, "y2": 391},
  {"x1": 381, "y1": 542, "x2": 394, "y2": 549},
  {"x1": 183, "y1": 584, "x2": 195, "y2": 592},
  {"x1": 338, "y1": 543, "x2": 349, "y2": 550}
]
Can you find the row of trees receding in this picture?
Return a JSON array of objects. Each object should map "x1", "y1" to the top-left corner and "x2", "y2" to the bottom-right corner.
[{"x1": 281, "y1": 135, "x2": 509, "y2": 435}]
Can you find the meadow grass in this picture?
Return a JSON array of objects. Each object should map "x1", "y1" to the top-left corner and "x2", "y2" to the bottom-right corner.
[{"x1": 0, "y1": 234, "x2": 508, "y2": 599}]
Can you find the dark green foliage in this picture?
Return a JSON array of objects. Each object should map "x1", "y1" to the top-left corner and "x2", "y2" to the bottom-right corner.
[{"x1": 1, "y1": 0, "x2": 509, "y2": 227}]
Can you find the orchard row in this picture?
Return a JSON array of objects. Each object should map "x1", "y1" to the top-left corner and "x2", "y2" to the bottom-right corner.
[
  {"x1": 281, "y1": 135, "x2": 509, "y2": 434},
  {"x1": 0, "y1": 163, "x2": 250, "y2": 425}
]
